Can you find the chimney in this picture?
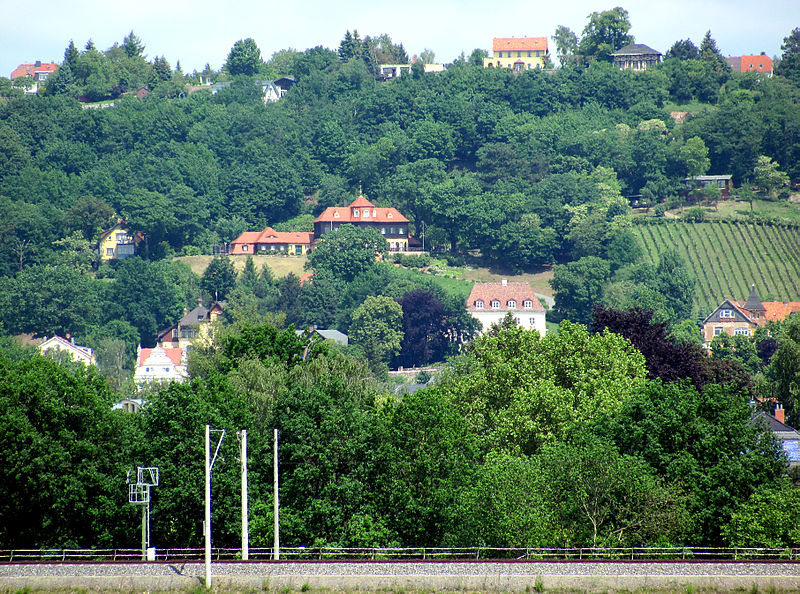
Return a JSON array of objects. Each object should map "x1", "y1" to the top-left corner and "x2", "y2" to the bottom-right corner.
[
  {"x1": 198, "y1": 297, "x2": 204, "y2": 307},
  {"x1": 501, "y1": 279, "x2": 508, "y2": 286},
  {"x1": 775, "y1": 403, "x2": 786, "y2": 424}
]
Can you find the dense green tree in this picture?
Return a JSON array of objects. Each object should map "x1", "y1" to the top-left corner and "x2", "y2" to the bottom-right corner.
[
  {"x1": 753, "y1": 155, "x2": 790, "y2": 198},
  {"x1": 594, "y1": 379, "x2": 785, "y2": 543},
  {"x1": 394, "y1": 289, "x2": 450, "y2": 368},
  {"x1": 350, "y1": 295, "x2": 404, "y2": 373},
  {"x1": 0, "y1": 352, "x2": 137, "y2": 547},
  {"x1": 775, "y1": 28, "x2": 800, "y2": 84},
  {"x1": 665, "y1": 38, "x2": 699, "y2": 60},
  {"x1": 550, "y1": 256, "x2": 612, "y2": 324},
  {"x1": 225, "y1": 38, "x2": 264, "y2": 76},
  {"x1": 723, "y1": 485, "x2": 800, "y2": 547},
  {"x1": 122, "y1": 31, "x2": 145, "y2": 58},
  {"x1": 552, "y1": 25, "x2": 580, "y2": 67},
  {"x1": 200, "y1": 256, "x2": 236, "y2": 301},
  {"x1": 307, "y1": 225, "x2": 386, "y2": 282},
  {"x1": 579, "y1": 7, "x2": 634, "y2": 62},
  {"x1": 698, "y1": 30, "x2": 732, "y2": 83}
]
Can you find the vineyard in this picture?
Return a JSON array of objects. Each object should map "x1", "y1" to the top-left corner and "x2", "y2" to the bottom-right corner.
[{"x1": 633, "y1": 221, "x2": 800, "y2": 315}]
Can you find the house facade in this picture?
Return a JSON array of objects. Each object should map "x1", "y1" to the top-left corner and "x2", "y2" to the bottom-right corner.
[
  {"x1": 39, "y1": 335, "x2": 95, "y2": 366},
  {"x1": 313, "y1": 196, "x2": 411, "y2": 252},
  {"x1": 98, "y1": 221, "x2": 142, "y2": 260},
  {"x1": 230, "y1": 227, "x2": 314, "y2": 256},
  {"x1": 702, "y1": 286, "x2": 800, "y2": 345},
  {"x1": 133, "y1": 346, "x2": 187, "y2": 387},
  {"x1": 684, "y1": 174, "x2": 733, "y2": 199},
  {"x1": 483, "y1": 37, "x2": 549, "y2": 71},
  {"x1": 610, "y1": 44, "x2": 662, "y2": 71},
  {"x1": 466, "y1": 280, "x2": 546, "y2": 336},
  {"x1": 156, "y1": 300, "x2": 224, "y2": 351},
  {"x1": 11, "y1": 61, "x2": 58, "y2": 93},
  {"x1": 753, "y1": 404, "x2": 800, "y2": 466},
  {"x1": 210, "y1": 78, "x2": 295, "y2": 103}
]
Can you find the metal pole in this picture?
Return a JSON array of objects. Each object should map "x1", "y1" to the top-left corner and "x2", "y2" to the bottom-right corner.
[
  {"x1": 205, "y1": 424, "x2": 211, "y2": 588},
  {"x1": 141, "y1": 504, "x2": 146, "y2": 560},
  {"x1": 241, "y1": 429, "x2": 249, "y2": 561},
  {"x1": 273, "y1": 428, "x2": 280, "y2": 561}
]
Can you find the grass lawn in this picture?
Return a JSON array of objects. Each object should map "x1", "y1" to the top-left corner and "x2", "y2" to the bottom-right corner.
[{"x1": 175, "y1": 254, "x2": 308, "y2": 277}]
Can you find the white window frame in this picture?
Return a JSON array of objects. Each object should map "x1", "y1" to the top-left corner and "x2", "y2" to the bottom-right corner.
[
  {"x1": 720, "y1": 309, "x2": 734, "y2": 318},
  {"x1": 475, "y1": 300, "x2": 484, "y2": 310},
  {"x1": 523, "y1": 300, "x2": 533, "y2": 309},
  {"x1": 491, "y1": 300, "x2": 500, "y2": 309},
  {"x1": 507, "y1": 300, "x2": 516, "y2": 309},
  {"x1": 713, "y1": 327, "x2": 723, "y2": 336}
]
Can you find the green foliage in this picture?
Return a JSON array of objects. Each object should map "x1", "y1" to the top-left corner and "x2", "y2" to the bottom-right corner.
[
  {"x1": 551, "y1": 256, "x2": 612, "y2": 324},
  {"x1": 200, "y1": 256, "x2": 236, "y2": 301},
  {"x1": 0, "y1": 351, "x2": 138, "y2": 547},
  {"x1": 307, "y1": 225, "x2": 386, "y2": 282},
  {"x1": 225, "y1": 38, "x2": 264, "y2": 76},
  {"x1": 350, "y1": 295, "x2": 404, "y2": 373},
  {"x1": 723, "y1": 485, "x2": 800, "y2": 547},
  {"x1": 579, "y1": 7, "x2": 634, "y2": 62}
]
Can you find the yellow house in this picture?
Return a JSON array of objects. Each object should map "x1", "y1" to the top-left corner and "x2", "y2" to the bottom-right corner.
[
  {"x1": 156, "y1": 300, "x2": 225, "y2": 352},
  {"x1": 98, "y1": 221, "x2": 142, "y2": 260},
  {"x1": 483, "y1": 37, "x2": 549, "y2": 71}
]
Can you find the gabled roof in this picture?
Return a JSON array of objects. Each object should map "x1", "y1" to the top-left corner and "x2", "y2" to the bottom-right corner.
[
  {"x1": 466, "y1": 281, "x2": 545, "y2": 313},
  {"x1": 138, "y1": 346, "x2": 184, "y2": 368},
  {"x1": 98, "y1": 220, "x2": 144, "y2": 242},
  {"x1": 492, "y1": 37, "x2": 548, "y2": 52},
  {"x1": 611, "y1": 44, "x2": 662, "y2": 57},
  {"x1": 230, "y1": 227, "x2": 314, "y2": 254},
  {"x1": 39, "y1": 335, "x2": 94, "y2": 360}
]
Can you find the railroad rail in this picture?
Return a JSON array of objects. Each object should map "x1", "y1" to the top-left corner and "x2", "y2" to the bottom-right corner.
[{"x1": 2, "y1": 546, "x2": 800, "y2": 563}]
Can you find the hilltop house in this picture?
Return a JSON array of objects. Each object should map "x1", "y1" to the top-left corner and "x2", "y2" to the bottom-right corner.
[
  {"x1": 726, "y1": 54, "x2": 773, "y2": 75},
  {"x1": 379, "y1": 62, "x2": 445, "y2": 79},
  {"x1": 156, "y1": 300, "x2": 225, "y2": 351},
  {"x1": 210, "y1": 77, "x2": 295, "y2": 103},
  {"x1": 313, "y1": 196, "x2": 411, "y2": 252},
  {"x1": 11, "y1": 61, "x2": 58, "y2": 93},
  {"x1": 39, "y1": 335, "x2": 95, "y2": 366},
  {"x1": 230, "y1": 227, "x2": 314, "y2": 256},
  {"x1": 610, "y1": 44, "x2": 662, "y2": 71},
  {"x1": 466, "y1": 279, "x2": 546, "y2": 336},
  {"x1": 483, "y1": 37, "x2": 549, "y2": 71},
  {"x1": 98, "y1": 221, "x2": 143, "y2": 260},
  {"x1": 702, "y1": 286, "x2": 800, "y2": 345}
]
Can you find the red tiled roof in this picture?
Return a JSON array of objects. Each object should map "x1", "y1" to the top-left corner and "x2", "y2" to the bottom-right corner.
[
  {"x1": 466, "y1": 281, "x2": 544, "y2": 312},
  {"x1": 11, "y1": 62, "x2": 57, "y2": 79},
  {"x1": 138, "y1": 347, "x2": 183, "y2": 367},
  {"x1": 314, "y1": 197, "x2": 409, "y2": 224},
  {"x1": 230, "y1": 227, "x2": 313, "y2": 254},
  {"x1": 739, "y1": 54, "x2": 772, "y2": 73},
  {"x1": 493, "y1": 37, "x2": 548, "y2": 53}
]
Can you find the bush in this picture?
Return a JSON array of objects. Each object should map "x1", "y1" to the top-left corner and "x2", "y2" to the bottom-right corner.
[
  {"x1": 654, "y1": 203, "x2": 668, "y2": 217},
  {"x1": 393, "y1": 253, "x2": 431, "y2": 268},
  {"x1": 444, "y1": 253, "x2": 465, "y2": 267},
  {"x1": 683, "y1": 207, "x2": 706, "y2": 222}
]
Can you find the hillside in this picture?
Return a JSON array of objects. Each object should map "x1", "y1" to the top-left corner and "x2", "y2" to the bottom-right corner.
[{"x1": 633, "y1": 220, "x2": 800, "y2": 315}]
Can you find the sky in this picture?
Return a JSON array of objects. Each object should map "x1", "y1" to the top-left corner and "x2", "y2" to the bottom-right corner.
[{"x1": 2, "y1": 0, "x2": 798, "y2": 77}]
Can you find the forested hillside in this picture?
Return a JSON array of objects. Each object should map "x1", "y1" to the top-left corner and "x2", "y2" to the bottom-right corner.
[{"x1": 4, "y1": 21, "x2": 800, "y2": 552}]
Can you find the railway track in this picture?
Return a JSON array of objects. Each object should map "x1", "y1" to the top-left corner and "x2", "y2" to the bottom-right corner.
[{"x1": 2, "y1": 559, "x2": 800, "y2": 591}]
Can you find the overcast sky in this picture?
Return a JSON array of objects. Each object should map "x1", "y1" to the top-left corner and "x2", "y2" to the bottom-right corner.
[{"x1": 2, "y1": 0, "x2": 798, "y2": 77}]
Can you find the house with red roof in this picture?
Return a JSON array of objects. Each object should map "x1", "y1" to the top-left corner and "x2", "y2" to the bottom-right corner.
[
  {"x1": 483, "y1": 37, "x2": 549, "y2": 71},
  {"x1": 230, "y1": 227, "x2": 314, "y2": 256},
  {"x1": 11, "y1": 61, "x2": 58, "y2": 93},
  {"x1": 702, "y1": 285, "x2": 800, "y2": 346},
  {"x1": 726, "y1": 54, "x2": 773, "y2": 75},
  {"x1": 133, "y1": 345, "x2": 187, "y2": 387},
  {"x1": 313, "y1": 196, "x2": 411, "y2": 252},
  {"x1": 466, "y1": 279, "x2": 546, "y2": 336}
]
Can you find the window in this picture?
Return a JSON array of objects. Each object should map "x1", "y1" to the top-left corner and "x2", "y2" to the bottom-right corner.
[
  {"x1": 387, "y1": 212, "x2": 393, "y2": 218},
  {"x1": 714, "y1": 327, "x2": 723, "y2": 336},
  {"x1": 523, "y1": 300, "x2": 533, "y2": 309},
  {"x1": 720, "y1": 309, "x2": 734, "y2": 319},
  {"x1": 783, "y1": 440, "x2": 800, "y2": 461},
  {"x1": 491, "y1": 300, "x2": 500, "y2": 309},
  {"x1": 381, "y1": 227, "x2": 386, "y2": 234},
  {"x1": 362, "y1": 209, "x2": 368, "y2": 218},
  {"x1": 530, "y1": 317, "x2": 537, "y2": 326},
  {"x1": 507, "y1": 300, "x2": 517, "y2": 309},
  {"x1": 164, "y1": 367, "x2": 170, "y2": 373},
  {"x1": 106, "y1": 247, "x2": 114, "y2": 256},
  {"x1": 373, "y1": 209, "x2": 377, "y2": 217},
  {"x1": 527, "y1": 51, "x2": 532, "y2": 57},
  {"x1": 475, "y1": 300, "x2": 484, "y2": 309},
  {"x1": 334, "y1": 211, "x2": 339, "y2": 218},
  {"x1": 353, "y1": 209, "x2": 360, "y2": 217},
  {"x1": 399, "y1": 227, "x2": 405, "y2": 235},
  {"x1": 242, "y1": 245, "x2": 249, "y2": 252},
  {"x1": 734, "y1": 328, "x2": 751, "y2": 336}
]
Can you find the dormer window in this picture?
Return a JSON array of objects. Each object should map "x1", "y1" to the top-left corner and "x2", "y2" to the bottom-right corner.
[
  {"x1": 491, "y1": 300, "x2": 500, "y2": 309},
  {"x1": 388, "y1": 213, "x2": 393, "y2": 218},
  {"x1": 372, "y1": 209, "x2": 377, "y2": 217},
  {"x1": 362, "y1": 209, "x2": 368, "y2": 218},
  {"x1": 333, "y1": 211, "x2": 339, "y2": 218},
  {"x1": 475, "y1": 300, "x2": 484, "y2": 310},
  {"x1": 353, "y1": 209, "x2": 360, "y2": 217},
  {"x1": 523, "y1": 300, "x2": 533, "y2": 309},
  {"x1": 507, "y1": 300, "x2": 517, "y2": 309}
]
